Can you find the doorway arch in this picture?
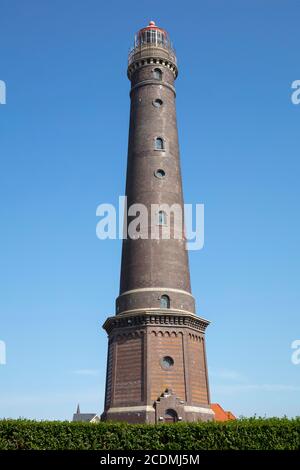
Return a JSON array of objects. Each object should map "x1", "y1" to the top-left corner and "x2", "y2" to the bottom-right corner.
[{"x1": 164, "y1": 408, "x2": 178, "y2": 423}]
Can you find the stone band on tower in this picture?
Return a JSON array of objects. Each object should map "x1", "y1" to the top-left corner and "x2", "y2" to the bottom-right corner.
[{"x1": 102, "y1": 21, "x2": 214, "y2": 423}]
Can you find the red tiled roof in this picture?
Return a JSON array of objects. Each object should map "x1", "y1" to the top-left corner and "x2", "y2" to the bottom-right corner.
[{"x1": 211, "y1": 403, "x2": 236, "y2": 421}]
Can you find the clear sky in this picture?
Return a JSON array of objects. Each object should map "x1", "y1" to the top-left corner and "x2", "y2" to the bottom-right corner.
[{"x1": 0, "y1": 0, "x2": 299, "y2": 420}]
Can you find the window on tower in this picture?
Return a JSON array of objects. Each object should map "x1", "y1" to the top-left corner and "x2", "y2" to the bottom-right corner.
[
  {"x1": 153, "y1": 68, "x2": 162, "y2": 80},
  {"x1": 158, "y1": 210, "x2": 167, "y2": 225},
  {"x1": 153, "y1": 98, "x2": 163, "y2": 108},
  {"x1": 160, "y1": 295, "x2": 170, "y2": 309},
  {"x1": 161, "y1": 356, "x2": 174, "y2": 369},
  {"x1": 155, "y1": 137, "x2": 164, "y2": 150},
  {"x1": 154, "y1": 169, "x2": 165, "y2": 179}
]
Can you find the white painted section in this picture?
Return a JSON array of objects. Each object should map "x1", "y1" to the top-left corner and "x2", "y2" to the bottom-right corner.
[
  {"x1": 184, "y1": 406, "x2": 215, "y2": 415},
  {"x1": 108, "y1": 406, "x2": 155, "y2": 413},
  {"x1": 119, "y1": 287, "x2": 194, "y2": 298}
]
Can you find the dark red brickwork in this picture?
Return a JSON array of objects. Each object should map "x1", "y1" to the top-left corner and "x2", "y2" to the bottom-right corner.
[
  {"x1": 104, "y1": 340, "x2": 113, "y2": 410},
  {"x1": 102, "y1": 317, "x2": 213, "y2": 423},
  {"x1": 188, "y1": 334, "x2": 210, "y2": 405},
  {"x1": 114, "y1": 333, "x2": 144, "y2": 405},
  {"x1": 149, "y1": 330, "x2": 186, "y2": 402},
  {"x1": 102, "y1": 22, "x2": 213, "y2": 423}
]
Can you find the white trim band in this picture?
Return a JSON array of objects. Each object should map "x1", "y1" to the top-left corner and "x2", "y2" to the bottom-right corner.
[
  {"x1": 119, "y1": 287, "x2": 194, "y2": 298},
  {"x1": 116, "y1": 307, "x2": 197, "y2": 317},
  {"x1": 107, "y1": 405, "x2": 214, "y2": 415},
  {"x1": 107, "y1": 406, "x2": 155, "y2": 413},
  {"x1": 184, "y1": 406, "x2": 215, "y2": 415}
]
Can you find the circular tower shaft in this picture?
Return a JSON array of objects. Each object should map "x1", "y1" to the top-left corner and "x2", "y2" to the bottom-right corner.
[
  {"x1": 117, "y1": 22, "x2": 194, "y2": 316},
  {"x1": 102, "y1": 22, "x2": 213, "y2": 424}
]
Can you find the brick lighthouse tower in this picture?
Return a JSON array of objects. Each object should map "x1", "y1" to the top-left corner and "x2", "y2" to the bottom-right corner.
[{"x1": 101, "y1": 21, "x2": 214, "y2": 423}]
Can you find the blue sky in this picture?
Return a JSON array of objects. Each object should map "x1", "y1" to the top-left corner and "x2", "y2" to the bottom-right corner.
[{"x1": 0, "y1": 0, "x2": 299, "y2": 420}]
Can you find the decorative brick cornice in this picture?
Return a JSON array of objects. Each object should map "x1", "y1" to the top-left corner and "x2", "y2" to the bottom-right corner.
[
  {"x1": 102, "y1": 310, "x2": 210, "y2": 335},
  {"x1": 127, "y1": 56, "x2": 178, "y2": 80}
]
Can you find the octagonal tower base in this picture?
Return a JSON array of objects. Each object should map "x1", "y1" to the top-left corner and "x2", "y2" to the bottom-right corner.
[{"x1": 101, "y1": 311, "x2": 214, "y2": 424}]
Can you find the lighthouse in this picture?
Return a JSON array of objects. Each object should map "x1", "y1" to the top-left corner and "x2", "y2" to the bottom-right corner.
[{"x1": 101, "y1": 21, "x2": 214, "y2": 423}]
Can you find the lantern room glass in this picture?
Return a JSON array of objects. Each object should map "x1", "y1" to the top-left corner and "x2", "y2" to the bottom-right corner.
[
  {"x1": 136, "y1": 28, "x2": 170, "y2": 48},
  {"x1": 128, "y1": 21, "x2": 177, "y2": 67}
]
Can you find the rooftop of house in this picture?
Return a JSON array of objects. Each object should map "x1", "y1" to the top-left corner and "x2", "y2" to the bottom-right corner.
[{"x1": 211, "y1": 403, "x2": 236, "y2": 422}]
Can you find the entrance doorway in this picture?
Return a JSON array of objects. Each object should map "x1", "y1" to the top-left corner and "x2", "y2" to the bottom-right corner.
[{"x1": 164, "y1": 409, "x2": 178, "y2": 423}]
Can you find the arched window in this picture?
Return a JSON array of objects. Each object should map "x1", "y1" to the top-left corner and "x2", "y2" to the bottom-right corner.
[
  {"x1": 155, "y1": 137, "x2": 164, "y2": 150},
  {"x1": 153, "y1": 68, "x2": 162, "y2": 80},
  {"x1": 158, "y1": 210, "x2": 167, "y2": 225},
  {"x1": 160, "y1": 294, "x2": 170, "y2": 309}
]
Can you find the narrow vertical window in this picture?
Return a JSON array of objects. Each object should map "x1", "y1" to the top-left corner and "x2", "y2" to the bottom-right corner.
[
  {"x1": 155, "y1": 137, "x2": 164, "y2": 150},
  {"x1": 160, "y1": 295, "x2": 170, "y2": 309},
  {"x1": 153, "y1": 68, "x2": 162, "y2": 80},
  {"x1": 158, "y1": 210, "x2": 167, "y2": 225}
]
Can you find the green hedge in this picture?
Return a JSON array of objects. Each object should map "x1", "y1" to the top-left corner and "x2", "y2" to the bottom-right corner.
[{"x1": 0, "y1": 418, "x2": 299, "y2": 450}]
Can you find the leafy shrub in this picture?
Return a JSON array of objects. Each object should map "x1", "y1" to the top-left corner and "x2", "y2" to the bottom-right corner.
[{"x1": 0, "y1": 417, "x2": 299, "y2": 450}]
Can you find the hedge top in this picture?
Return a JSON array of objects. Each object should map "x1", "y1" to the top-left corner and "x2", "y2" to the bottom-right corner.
[{"x1": 0, "y1": 417, "x2": 299, "y2": 450}]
